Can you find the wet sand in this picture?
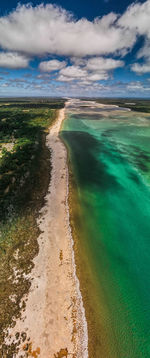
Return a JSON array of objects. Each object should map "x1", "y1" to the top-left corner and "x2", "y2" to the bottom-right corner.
[{"x1": 6, "y1": 104, "x2": 88, "y2": 358}]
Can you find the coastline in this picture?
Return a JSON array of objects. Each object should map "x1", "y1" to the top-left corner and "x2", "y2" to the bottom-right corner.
[
  {"x1": 5, "y1": 104, "x2": 88, "y2": 357},
  {"x1": 66, "y1": 170, "x2": 115, "y2": 358},
  {"x1": 60, "y1": 99, "x2": 120, "y2": 357}
]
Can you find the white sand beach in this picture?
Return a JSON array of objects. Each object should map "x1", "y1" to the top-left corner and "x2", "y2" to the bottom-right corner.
[{"x1": 5, "y1": 104, "x2": 88, "y2": 358}]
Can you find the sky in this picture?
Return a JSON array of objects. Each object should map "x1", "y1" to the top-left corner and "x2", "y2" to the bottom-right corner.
[{"x1": 0, "y1": 0, "x2": 150, "y2": 97}]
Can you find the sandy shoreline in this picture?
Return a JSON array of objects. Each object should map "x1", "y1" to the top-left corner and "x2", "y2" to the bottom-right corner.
[{"x1": 6, "y1": 103, "x2": 88, "y2": 357}]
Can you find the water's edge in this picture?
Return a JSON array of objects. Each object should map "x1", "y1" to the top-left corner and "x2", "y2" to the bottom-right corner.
[{"x1": 59, "y1": 102, "x2": 89, "y2": 357}]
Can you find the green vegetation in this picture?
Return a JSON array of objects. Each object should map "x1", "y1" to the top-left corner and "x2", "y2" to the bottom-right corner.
[
  {"x1": 0, "y1": 99, "x2": 65, "y2": 356},
  {"x1": 0, "y1": 100, "x2": 64, "y2": 221}
]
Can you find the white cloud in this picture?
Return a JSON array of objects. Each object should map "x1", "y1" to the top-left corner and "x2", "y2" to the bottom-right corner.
[
  {"x1": 59, "y1": 65, "x2": 87, "y2": 78},
  {"x1": 0, "y1": 4, "x2": 137, "y2": 57},
  {"x1": 127, "y1": 81, "x2": 144, "y2": 91},
  {"x1": 57, "y1": 66, "x2": 88, "y2": 82},
  {"x1": 57, "y1": 57, "x2": 123, "y2": 83},
  {"x1": 85, "y1": 57, "x2": 124, "y2": 71},
  {"x1": 57, "y1": 74, "x2": 75, "y2": 82},
  {"x1": 70, "y1": 57, "x2": 87, "y2": 66},
  {"x1": 39, "y1": 59, "x2": 66, "y2": 72},
  {"x1": 131, "y1": 62, "x2": 150, "y2": 74},
  {"x1": 0, "y1": 51, "x2": 29, "y2": 68},
  {"x1": 119, "y1": 0, "x2": 150, "y2": 38},
  {"x1": 36, "y1": 74, "x2": 50, "y2": 79},
  {"x1": 0, "y1": 1, "x2": 150, "y2": 87},
  {"x1": 1, "y1": 75, "x2": 150, "y2": 97},
  {"x1": 126, "y1": 81, "x2": 150, "y2": 92},
  {"x1": 119, "y1": 0, "x2": 150, "y2": 68},
  {"x1": 88, "y1": 72, "x2": 109, "y2": 81},
  {"x1": 136, "y1": 40, "x2": 150, "y2": 60},
  {"x1": 57, "y1": 64, "x2": 106, "y2": 82},
  {"x1": 131, "y1": 39, "x2": 150, "y2": 74}
]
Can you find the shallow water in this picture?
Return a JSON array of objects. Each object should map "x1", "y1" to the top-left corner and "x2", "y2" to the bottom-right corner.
[{"x1": 61, "y1": 99, "x2": 150, "y2": 357}]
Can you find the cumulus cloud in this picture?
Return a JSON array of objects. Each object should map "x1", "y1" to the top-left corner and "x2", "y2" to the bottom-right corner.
[
  {"x1": 126, "y1": 81, "x2": 150, "y2": 91},
  {"x1": 0, "y1": 0, "x2": 150, "y2": 89},
  {"x1": 57, "y1": 65, "x2": 87, "y2": 82},
  {"x1": 127, "y1": 81, "x2": 144, "y2": 91},
  {"x1": 39, "y1": 59, "x2": 66, "y2": 72},
  {"x1": 131, "y1": 40, "x2": 150, "y2": 74},
  {"x1": 57, "y1": 64, "x2": 107, "y2": 82},
  {"x1": 119, "y1": 0, "x2": 150, "y2": 73},
  {"x1": 131, "y1": 62, "x2": 150, "y2": 73},
  {"x1": 89, "y1": 72, "x2": 109, "y2": 81},
  {"x1": 59, "y1": 65, "x2": 87, "y2": 78},
  {"x1": 56, "y1": 57, "x2": 124, "y2": 83},
  {"x1": 136, "y1": 40, "x2": 150, "y2": 60},
  {"x1": 0, "y1": 51, "x2": 29, "y2": 68},
  {"x1": 85, "y1": 57, "x2": 124, "y2": 71},
  {"x1": 119, "y1": 0, "x2": 150, "y2": 38},
  {"x1": 1, "y1": 74, "x2": 150, "y2": 97},
  {"x1": 0, "y1": 3, "x2": 137, "y2": 57}
]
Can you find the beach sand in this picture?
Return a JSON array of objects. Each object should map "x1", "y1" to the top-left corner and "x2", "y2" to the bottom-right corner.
[{"x1": 5, "y1": 104, "x2": 88, "y2": 358}]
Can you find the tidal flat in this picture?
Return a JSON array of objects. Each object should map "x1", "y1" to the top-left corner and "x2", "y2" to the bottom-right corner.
[{"x1": 61, "y1": 99, "x2": 150, "y2": 358}]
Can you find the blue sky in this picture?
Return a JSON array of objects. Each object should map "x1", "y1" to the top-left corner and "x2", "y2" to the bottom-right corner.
[{"x1": 0, "y1": 0, "x2": 150, "y2": 97}]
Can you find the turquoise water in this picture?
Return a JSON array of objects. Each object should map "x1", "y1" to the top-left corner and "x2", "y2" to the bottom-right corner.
[{"x1": 61, "y1": 100, "x2": 150, "y2": 357}]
